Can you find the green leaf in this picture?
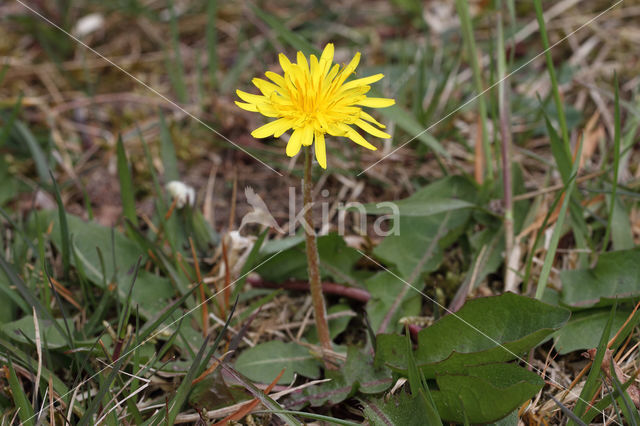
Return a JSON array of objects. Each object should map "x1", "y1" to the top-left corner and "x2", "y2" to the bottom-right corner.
[
  {"x1": 572, "y1": 304, "x2": 617, "y2": 422},
  {"x1": 431, "y1": 363, "x2": 543, "y2": 423},
  {"x1": 359, "y1": 198, "x2": 475, "y2": 217},
  {"x1": 560, "y1": 248, "x2": 640, "y2": 308},
  {"x1": 29, "y1": 210, "x2": 174, "y2": 319},
  {"x1": 364, "y1": 270, "x2": 421, "y2": 332},
  {"x1": 256, "y1": 233, "x2": 363, "y2": 284},
  {"x1": 1, "y1": 315, "x2": 69, "y2": 349},
  {"x1": 159, "y1": 112, "x2": 179, "y2": 182},
  {"x1": 6, "y1": 357, "x2": 34, "y2": 426},
  {"x1": 374, "y1": 104, "x2": 448, "y2": 158},
  {"x1": 116, "y1": 135, "x2": 138, "y2": 227},
  {"x1": 553, "y1": 309, "x2": 629, "y2": 355},
  {"x1": 13, "y1": 121, "x2": 50, "y2": 184},
  {"x1": 373, "y1": 176, "x2": 477, "y2": 279},
  {"x1": 297, "y1": 345, "x2": 392, "y2": 407},
  {"x1": 235, "y1": 340, "x2": 321, "y2": 384},
  {"x1": 376, "y1": 293, "x2": 570, "y2": 375},
  {"x1": 362, "y1": 392, "x2": 437, "y2": 426}
]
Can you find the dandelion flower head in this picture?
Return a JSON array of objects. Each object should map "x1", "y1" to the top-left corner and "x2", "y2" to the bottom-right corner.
[{"x1": 235, "y1": 43, "x2": 395, "y2": 169}]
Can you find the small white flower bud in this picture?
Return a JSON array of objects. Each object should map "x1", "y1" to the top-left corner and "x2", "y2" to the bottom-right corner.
[{"x1": 166, "y1": 181, "x2": 195, "y2": 208}]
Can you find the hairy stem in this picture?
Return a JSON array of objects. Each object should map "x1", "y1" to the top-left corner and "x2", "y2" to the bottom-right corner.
[{"x1": 303, "y1": 147, "x2": 333, "y2": 358}]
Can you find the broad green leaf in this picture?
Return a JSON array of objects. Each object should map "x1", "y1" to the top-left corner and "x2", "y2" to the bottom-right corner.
[
  {"x1": 362, "y1": 392, "x2": 436, "y2": 426},
  {"x1": 553, "y1": 309, "x2": 629, "y2": 355},
  {"x1": 561, "y1": 248, "x2": 640, "y2": 308},
  {"x1": 28, "y1": 210, "x2": 174, "y2": 319},
  {"x1": 376, "y1": 293, "x2": 570, "y2": 375},
  {"x1": 431, "y1": 363, "x2": 543, "y2": 423},
  {"x1": 359, "y1": 198, "x2": 475, "y2": 217},
  {"x1": 297, "y1": 345, "x2": 392, "y2": 407},
  {"x1": 375, "y1": 104, "x2": 448, "y2": 157},
  {"x1": 256, "y1": 233, "x2": 363, "y2": 284},
  {"x1": 373, "y1": 176, "x2": 476, "y2": 279},
  {"x1": 235, "y1": 340, "x2": 321, "y2": 384},
  {"x1": 1, "y1": 315, "x2": 68, "y2": 349},
  {"x1": 364, "y1": 270, "x2": 421, "y2": 333},
  {"x1": 611, "y1": 197, "x2": 634, "y2": 251}
]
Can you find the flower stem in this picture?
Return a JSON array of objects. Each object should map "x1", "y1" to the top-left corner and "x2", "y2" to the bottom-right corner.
[{"x1": 303, "y1": 147, "x2": 333, "y2": 358}]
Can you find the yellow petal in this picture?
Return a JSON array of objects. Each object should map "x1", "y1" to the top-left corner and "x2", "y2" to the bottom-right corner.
[
  {"x1": 236, "y1": 89, "x2": 269, "y2": 105},
  {"x1": 279, "y1": 54, "x2": 294, "y2": 74},
  {"x1": 286, "y1": 129, "x2": 303, "y2": 157},
  {"x1": 356, "y1": 97, "x2": 395, "y2": 108},
  {"x1": 334, "y1": 52, "x2": 361, "y2": 87},
  {"x1": 297, "y1": 51, "x2": 309, "y2": 72},
  {"x1": 301, "y1": 125, "x2": 314, "y2": 146},
  {"x1": 340, "y1": 73, "x2": 384, "y2": 92},
  {"x1": 338, "y1": 123, "x2": 377, "y2": 150},
  {"x1": 252, "y1": 77, "x2": 279, "y2": 96},
  {"x1": 354, "y1": 119, "x2": 391, "y2": 138},
  {"x1": 265, "y1": 71, "x2": 286, "y2": 88},
  {"x1": 325, "y1": 63, "x2": 340, "y2": 84},
  {"x1": 235, "y1": 101, "x2": 258, "y2": 112},
  {"x1": 320, "y1": 43, "x2": 334, "y2": 64},
  {"x1": 359, "y1": 110, "x2": 385, "y2": 128},
  {"x1": 252, "y1": 118, "x2": 292, "y2": 138},
  {"x1": 314, "y1": 131, "x2": 327, "y2": 169},
  {"x1": 255, "y1": 104, "x2": 279, "y2": 118}
]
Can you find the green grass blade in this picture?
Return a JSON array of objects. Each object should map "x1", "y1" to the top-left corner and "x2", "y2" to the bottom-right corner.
[
  {"x1": 582, "y1": 371, "x2": 638, "y2": 424},
  {"x1": 159, "y1": 112, "x2": 179, "y2": 182},
  {"x1": 535, "y1": 137, "x2": 583, "y2": 300},
  {"x1": 0, "y1": 93, "x2": 23, "y2": 148},
  {"x1": 256, "y1": 410, "x2": 360, "y2": 426},
  {"x1": 49, "y1": 171, "x2": 70, "y2": 278},
  {"x1": 215, "y1": 357, "x2": 302, "y2": 426},
  {"x1": 14, "y1": 121, "x2": 50, "y2": 185},
  {"x1": 145, "y1": 335, "x2": 211, "y2": 425},
  {"x1": 602, "y1": 73, "x2": 621, "y2": 251},
  {"x1": 206, "y1": 0, "x2": 218, "y2": 88},
  {"x1": 116, "y1": 135, "x2": 138, "y2": 228},
  {"x1": 533, "y1": 0, "x2": 571, "y2": 156},
  {"x1": 607, "y1": 358, "x2": 640, "y2": 426},
  {"x1": 0, "y1": 255, "x2": 69, "y2": 345},
  {"x1": 250, "y1": 5, "x2": 318, "y2": 56},
  {"x1": 77, "y1": 338, "x2": 132, "y2": 426},
  {"x1": 166, "y1": 0, "x2": 187, "y2": 103},
  {"x1": 571, "y1": 303, "x2": 616, "y2": 422},
  {"x1": 455, "y1": 0, "x2": 492, "y2": 178},
  {"x1": 6, "y1": 357, "x2": 35, "y2": 426}
]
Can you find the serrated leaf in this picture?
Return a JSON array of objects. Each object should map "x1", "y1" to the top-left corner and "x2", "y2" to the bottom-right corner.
[
  {"x1": 364, "y1": 270, "x2": 421, "y2": 333},
  {"x1": 363, "y1": 392, "x2": 435, "y2": 426},
  {"x1": 561, "y1": 248, "x2": 640, "y2": 308},
  {"x1": 431, "y1": 363, "x2": 543, "y2": 423},
  {"x1": 553, "y1": 309, "x2": 629, "y2": 355},
  {"x1": 28, "y1": 210, "x2": 174, "y2": 319},
  {"x1": 256, "y1": 233, "x2": 363, "y2": 284},
  {"x1": 359, "y1": 198, "x2": 475, "y2": 217},
  {"x1": 235, "y1": 340, "x2": 321, "y2": 384},
  {"x1": 1, "y1": 315, "x2": 68, "y2": 349},
  {"x1": 376, "y1": 293, "x2": 570, "y2": 375},
  {"x1": 373, "y1": 176, "x2": 477, "y2": 279},
  {"x1": 296, "y1": 345, "x2": 392, "y2": 407}
]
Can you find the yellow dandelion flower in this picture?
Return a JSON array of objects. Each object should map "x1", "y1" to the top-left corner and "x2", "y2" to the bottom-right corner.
[{"x1": 235, "y1": 43, "x2": 395, "y2": 169}]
